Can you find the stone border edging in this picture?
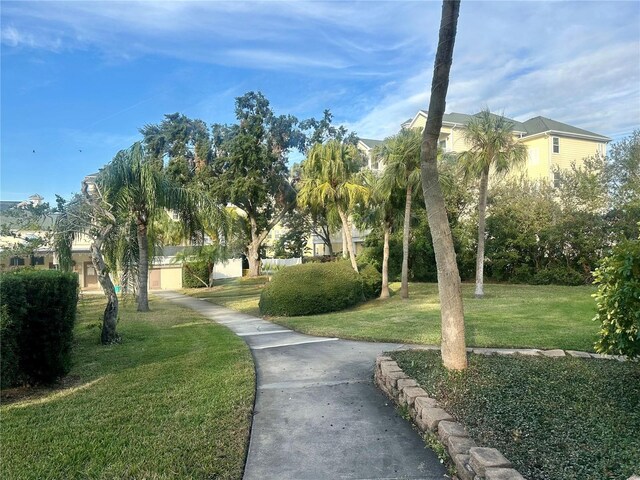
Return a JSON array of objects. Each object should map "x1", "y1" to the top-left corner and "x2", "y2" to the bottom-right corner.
[{"x1": 375, "y1": 355, "x2": 526, "y2": 480}]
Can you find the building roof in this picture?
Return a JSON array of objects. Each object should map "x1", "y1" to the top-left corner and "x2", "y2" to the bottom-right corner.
[
  {"x1": 358, "y1": 138, "x2": 383, "y2": 149},
  {"x1": 521, "y1": 116, "x2": 610, "y2": 141},
  {"x1": 414, "y1": 110, "x2": 609, "y2": 141}
]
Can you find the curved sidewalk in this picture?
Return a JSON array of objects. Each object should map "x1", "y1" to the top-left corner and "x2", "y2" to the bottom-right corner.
[{"x1": 157, "y1": 291, "x2": 447, "y2": 480}]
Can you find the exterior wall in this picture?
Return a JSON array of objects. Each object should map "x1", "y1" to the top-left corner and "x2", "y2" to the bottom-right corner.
[
  {"x1": 519, "y1": 135, "x2": 552, "y2": 181},
  {"x1": 212, "y1": 259, "x2": 243, "y2": 279},
  {"x1": 551, "y1": 135, "x2": 605, "y2": 170},
  {"x1": 159, "y1": 265, "x2": 183, "y2": 289}
]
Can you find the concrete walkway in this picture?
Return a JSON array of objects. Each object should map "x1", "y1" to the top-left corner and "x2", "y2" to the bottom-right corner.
[{"x1": 156, "y1": 291, "x2": 447, "y2": 480}]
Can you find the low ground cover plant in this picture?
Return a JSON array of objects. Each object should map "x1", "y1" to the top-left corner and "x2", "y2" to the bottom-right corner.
[
  {"x1": 1, "y1": 296, "x2": 254, "y2": 480},
  {"x1": 391, "y1": 349, "x2": 640, "y2": 480}
]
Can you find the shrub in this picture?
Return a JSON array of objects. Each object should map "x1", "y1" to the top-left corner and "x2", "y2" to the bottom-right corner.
[
  {"x1": 0, "y1": 270, "x2": 78, "y2": 386},
  {"x1": 182, "y1": 262, "x2": 210, "y2": 288},
  {"x1": 1, "y1": 304, "x2": 21, "y2": 388},
  {"x1": 593, "y1": 237, "x2": 640, "y2": 358},
  {"x1": 531, "y1": 266, "x2": 585, "y2": 286},
  {"x1": 359, "y1": 263, "x2": 382, "y2": 299},
  {"x1": 259, "y1": 261, "x2": 363, "y2": 316}
]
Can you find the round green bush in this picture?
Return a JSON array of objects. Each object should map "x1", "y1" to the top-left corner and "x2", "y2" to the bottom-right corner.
[
  {"x1": 259, "y1": 261, "x2": 364, "y2": 316},
  {"x1": 359, "y1": 263, "x2": 382, "y2": 299}
]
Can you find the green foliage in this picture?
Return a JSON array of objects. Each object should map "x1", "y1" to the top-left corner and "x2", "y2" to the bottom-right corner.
[
  {"x1": 593, "y1": 236, "x2": 640, "y2": 358},
  {"x1": 531, "y1": 266, "x2": 585, "y2": 286},
  {"x1": 1, "y1": 304, "x2": 21, "y2": 388},
  {"x1": 182, "y1": 261, "x2": 210, "y2": 288},
  {"x1": 259, "y1": 261, "x2": 364, "y2": 316},
  {"x1": 359, "y1": 263, "x2": 382, "y2": 299},
  {"x1": 393, "y1": 349, "x2": 640, "y2": 480},
  {"x1": 0, "y1": 270, "x2": 78, "y2": 386}
]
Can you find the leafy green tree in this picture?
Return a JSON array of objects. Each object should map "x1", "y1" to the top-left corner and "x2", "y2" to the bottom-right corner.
[
  {"x1": 298, "y1": 140, "x2": 369, "y2": 272},
  {"x1": 99, "y1": 142, "x2": 192, "y2": 311},
  {"x1": 378, "y1": 128, "x2": 423, "y2": 299},
  {"x1": 420, "y1": 0, "x2": 466, "y2": 370},
  {"x1": 273, "y1": 210, "x2": 310, "y2": 258},
  {"x1": 211, "y1": 92, "x2": 298, "y2": 276},
  {"x1": 606, "y1": 130, "x2": 640, "y2": 240},
  {"x1": 459, "y1": 109, "x2": 528, "y2": 298}
]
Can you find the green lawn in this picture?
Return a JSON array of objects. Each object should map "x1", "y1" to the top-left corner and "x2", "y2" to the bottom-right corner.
[
  {"x1": 0, "y1": 295, "x2": 255, "y2": 480},
  {"x1": 186, "y1": 278, "x2": 599, "y2": 351},
  {"x1": 392, "y1": 350, "x2": 640, "y2": 480}
]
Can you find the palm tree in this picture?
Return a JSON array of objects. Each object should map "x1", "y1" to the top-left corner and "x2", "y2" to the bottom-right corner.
[
  {"x1": 378, "y1": 128, "x2": 422, "y2": 299},
  {"x1": 420, "y1": 0, "x2": 466, "y2": 370},
  {"x1": 357, "y1": 171, "x2": 403, "y2": 298},
  {"x1": 459, "y1": 110, "x2": 528, "y2": 298},
  {"x1": 54, "y1": 180, "x2": 120, "y2": 344},
  {"x1": 298, "y1": 140, "x2": 369, "y2": 272},
  {"x1": 99, "y1": 142, "x2": 192, "y2": 312}
]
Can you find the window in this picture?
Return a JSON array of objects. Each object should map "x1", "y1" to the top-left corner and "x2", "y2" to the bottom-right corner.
[
  {"x1": 552, "y1": 137, "x2": 560, "y2": 154},
  {"x1": 31, "y1": 256, "x2": 45, "y2": 266},
  {"x1": 9, "y1": 257, "x2": 25, "y2": 266},
  {"x1": 553, "y1": 171, "x2": 561, "y2": 188},
  {"x1": 438, "y1": 139, "x2": 448, "y2": 151}
]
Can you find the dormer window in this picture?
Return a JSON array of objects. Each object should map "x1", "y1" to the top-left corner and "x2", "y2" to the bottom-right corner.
[{"x1": 552, "y1": 137, "x2": 560, "y2": 154}]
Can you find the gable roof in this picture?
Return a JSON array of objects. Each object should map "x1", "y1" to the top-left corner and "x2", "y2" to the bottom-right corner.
[
  {"x1": 358, "y1": 138, "x2": 383, "y2": 149},
  {"x1": 521, "y1": 116, "x2": 610, "y2": 141},
  {"x1": 417, "y1": 110, "x2": 528, "y2": 133}
]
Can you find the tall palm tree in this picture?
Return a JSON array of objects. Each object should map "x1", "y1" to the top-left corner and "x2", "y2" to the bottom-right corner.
[
  {"x1": 357, "y1": 171, "x2": 403, "y2": 298},
  {"x1": 378, "y1": 128, "x2": 422, "y2": 299},
  {"x1": 420, "y1": 0, "x2": 466, "y2": 371},
  {"x1": 99, "y1": 142, "x2": 191, "y2": 312},
  {"x1": 298, "y1": 140, "x2": 369, "y2": 272},
  {"x1": 459, "y1": 110, "x2": 528, "y2": 298}
]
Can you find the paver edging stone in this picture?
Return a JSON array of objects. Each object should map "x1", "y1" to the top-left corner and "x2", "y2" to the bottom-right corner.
[{"x1": 374, "y1": 354, "x2": 527, "y2": 480}]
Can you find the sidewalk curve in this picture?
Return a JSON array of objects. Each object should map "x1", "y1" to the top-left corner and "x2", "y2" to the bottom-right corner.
[{"x1": 156, "y1": 291, "x2": 447, "y2": 480}]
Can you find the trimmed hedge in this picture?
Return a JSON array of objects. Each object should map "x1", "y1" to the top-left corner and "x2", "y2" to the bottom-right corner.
[
  {"x1": 259, "y1": 261, "x2": 364, "y2": 316},
  {"x1": 0, "y1": 270, "x2": 78, "y2": 387}
]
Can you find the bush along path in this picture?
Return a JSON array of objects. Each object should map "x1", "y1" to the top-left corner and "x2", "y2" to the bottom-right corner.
[{"x1": 156, "y1": 291, "x2": 447, "y2": 480}]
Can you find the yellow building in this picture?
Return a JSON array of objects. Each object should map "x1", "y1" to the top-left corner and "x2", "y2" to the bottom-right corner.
[{"x1": 403, "y1": 110, "x2": 610, "y2": 183}]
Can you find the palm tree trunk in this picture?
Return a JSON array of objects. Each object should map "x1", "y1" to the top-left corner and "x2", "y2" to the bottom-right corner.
[
  {"x1": 420, "y1": 0, "x2": 466, "y2": 371},
  {"x1": 475, "y1": 167, "x2": 489, "y2": 298},
  {"x1": 91, "y1": 226, "x2": 119, "y2": 344},
  {"x1": 380, "y1": 222, "x2": 390, "y2": 299},
  {"x1": 337, "y1": 207, "x2": 359, "y2": 272},
  {"x1": 400, "y1": 184, "x2": 413, "y2": 299},
  {"x1": 137, "y1": 220, "x2": 150, "y2": 312},
  {"x1": 341, "y1": 227, "x2": 348, "y2": 259}
]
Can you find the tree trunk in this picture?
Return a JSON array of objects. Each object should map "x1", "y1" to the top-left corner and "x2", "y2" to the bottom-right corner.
[
  {"x1": 400, "y1": 184, "x2": 413, "y2": 299},
  {"x1": 475, "y1": 167, "x2": 489, "y2": 298},
  {"x1": 247, "y1": 241, "x2": 261, "y2": 277},
  {"x1": 247, "y1": 216, "x2": 262, "y2": 277},
  {"x1": 380, "y1": 222, "x2": 390, "y2": 299},
  {"x1": 337, "y1": 207, "x2": 359, "y2": 272},
  {"x1": 341, "y1": 226, "x2": 348, "y2": 259},
  {"x1": 137, "y1": 220, "x2": 150, "y2": 312},
  {"x1": 420, "y1": 0, "x2": 466, "y2": 371},
  {"x1": 91, "y1": 227, "x2": 119, "y2": 344}
]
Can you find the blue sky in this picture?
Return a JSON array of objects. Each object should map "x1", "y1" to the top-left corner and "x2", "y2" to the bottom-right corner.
[{"x1": 2, "y1": 0, "x2": 639, "y2": 203}]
